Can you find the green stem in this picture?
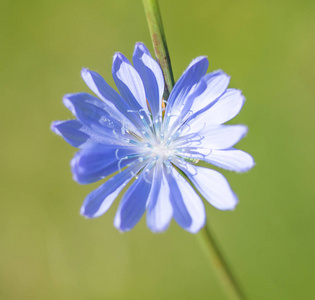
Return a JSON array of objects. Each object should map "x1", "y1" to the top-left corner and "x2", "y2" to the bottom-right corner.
[
  {"x1": 142, "y1": 2, "x2": 246, "y2": 299},
  {"x1": 197, "y1": 225, "x2": 247, "y2": 300},
  {"x1": 142, "y1": 0, "x2": 175, "y2": 100}
]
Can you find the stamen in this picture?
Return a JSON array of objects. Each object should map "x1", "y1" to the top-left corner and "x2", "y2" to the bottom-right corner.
[
  {"x1": 165, "y1": 128, "x2": 183, "y2": 147},
  {"x1": 163, "y1": 109, "x2": 193, "y2": 141},
  {"x1": 139, "y1": 109, "x2": 153, "y2": 126},
  {"x1": 163, "y1": 159, "x2": 173, "y2": 174},
  {"x1": 142, "y1": 159, "x2": 156, "y2": 184},
  {"x1": 115, "y1": 149, "x2": 120, "y2": 160},
  {"x1": 139, "y1": 114, "x2": 154, "y2": 141},
  {"x1": 173, "y1": 134, "x2": 204, "y2": 147},
  {"x1": 120, "y1": 121, "x2": 128, "y2": 135},
  {"x1": 112, "y1": 128, "x2": 143, "y2": 146},
  {"x1": 173, "y1": 157, "x2": 198, "y2": 175},
  {"x1": 162, "y1": 112, "x2": 171, "y2": 132},
  {"x1": 118, "y1": 156, "x2": 129, "y2": 173},
  {"x1": 112, "y1": 129, "x2": 129, "y2": 143},
  {"x1": 126, "y1": 130, "x2": 143, "y2": 141},
  {"x1": 174, "y1": 147, "x2": 210, "y2": 161},
  {"x1": 126, "y1": 109, "x2": 153, "y2": 140},
  {"x1": 154, "y1": 119, "x2": 160, "y2": 136},
  {"x1": 117, "y1": 153, "x2": 148, "y2": 173},
  {"x1": 181, "y1": 122, "x2": 191, "y2": 134}
]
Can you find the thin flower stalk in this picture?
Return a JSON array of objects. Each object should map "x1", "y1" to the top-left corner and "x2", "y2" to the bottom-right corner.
[{"x1": 142, "y1": 0, "x2": 174, "y2": 99}]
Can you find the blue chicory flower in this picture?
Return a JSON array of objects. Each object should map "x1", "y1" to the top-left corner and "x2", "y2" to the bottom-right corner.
[{"x1": 51, "y1": 43, "x2": 254, "y2": 233}]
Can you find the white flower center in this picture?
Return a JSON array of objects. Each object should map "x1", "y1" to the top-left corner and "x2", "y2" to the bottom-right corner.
[{"x1": 151, "y1": 141, "x2": 173, "y2": 160}]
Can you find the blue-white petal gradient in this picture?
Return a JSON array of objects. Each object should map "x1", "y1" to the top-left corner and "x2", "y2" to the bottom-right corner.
[{"x1": 52, "y1": 43, "x2": 254, "y2": 233}]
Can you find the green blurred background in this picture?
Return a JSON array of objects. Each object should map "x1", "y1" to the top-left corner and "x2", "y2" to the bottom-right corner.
[{"x1": 1, "y1": 0, "x2": 314, "y2": 299}]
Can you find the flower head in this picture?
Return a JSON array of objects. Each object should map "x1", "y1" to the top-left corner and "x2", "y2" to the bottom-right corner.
[{"x1": 51, "y1": 43, "x2": 254, "y2": 233}]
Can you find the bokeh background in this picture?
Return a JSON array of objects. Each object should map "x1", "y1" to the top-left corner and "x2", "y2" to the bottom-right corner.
[{"x1": 1, "y1": 0, "x2": 314, "y2": 299}]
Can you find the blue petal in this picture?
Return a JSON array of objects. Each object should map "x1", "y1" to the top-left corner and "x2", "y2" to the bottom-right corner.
[
  {"x1": 176, "y1": 162, "x2": 238, "y2": 210},
  {"x1": 165, "y1": 167, "x2": 205, "y2": 233},
  {"x1": 166, "y1": 56, "x2": 209, "y2": 115},
  {"x1": 63, "y1": 93, "x2": 135, "y2": 145},
  {"x1": 133, "y1": 43, "x2": 164, "y2": 120},
  {"x1": 179, "y1": 124, "x2": 248, "y2": 150},
  {"x1": 146, "y1": 163, "x2": 173, "y2": 232},
  {"x1": 51, "y1": 120, "x2": 111, "y2": 148},
  {"x1": 201, "y1": 88, "x2": 245, "y2": 124},
  {"x1": 114, "y1": 167, "x2": 154, "y2": 231},
  {"x1": 187, "y1": 89, "x2": 245, "y2": 132},
  {"x1": 189, "y1": 70, "x2": 230, "y2": 115},
  {"x1": 81, "y1": 68, "x2": 134, "y2": 117},
  {"x1": 81, "y1": 160, "x2": 145, "y2": 218},
  {"x1": 199, "y1": 125, "x2": 248, "y2": 149},
  {"x1": 167, "y1": 71, "x2": 230, "y2": 136},
  {"x1": 166, "y1": 79, "x2": 208, "y2": 133},
  {"x1": 203, "y1": 148, "x2": 255, "y2": 172},
  {"x1": 63, "y1": 93, "x2": 120, "y2": 128},
  {"x1": 71, "y1": 145, "x2": 142, "y2": 184},
  {"x1": 112, "y1": 53, "x2": 149, "y2": 115}
]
